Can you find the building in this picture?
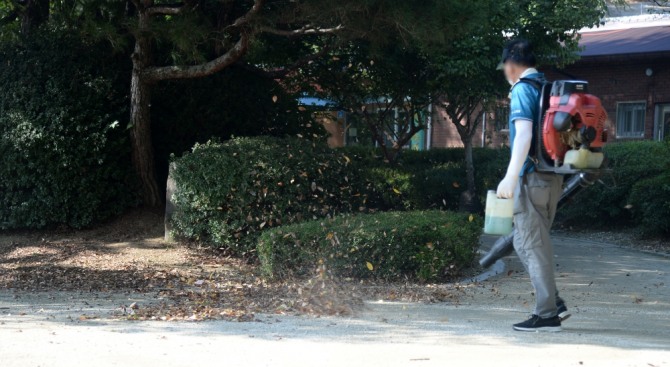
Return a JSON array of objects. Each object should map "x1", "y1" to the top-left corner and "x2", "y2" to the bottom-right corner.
[{"x1": 545, "y1": 24, "x2": 670, "y2": 141}]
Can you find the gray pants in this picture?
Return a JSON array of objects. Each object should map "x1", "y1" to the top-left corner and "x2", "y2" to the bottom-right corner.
[{"x1": 513, "y1": 171, "x2": 564, "y2": 318}]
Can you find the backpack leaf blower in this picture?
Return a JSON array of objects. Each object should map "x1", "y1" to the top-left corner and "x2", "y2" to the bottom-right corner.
[{"x1": 479, "y1": 80, "x2": 609, "y2": 268}]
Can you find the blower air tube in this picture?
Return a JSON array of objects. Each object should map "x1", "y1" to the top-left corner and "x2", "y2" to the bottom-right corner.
[{"x1": 478, "y1": 172, "x2": 599, "y2": 268}]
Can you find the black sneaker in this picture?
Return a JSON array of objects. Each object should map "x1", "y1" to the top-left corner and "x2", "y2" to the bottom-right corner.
[
  {"x1": 513, "y1": 315, "x2": 562, "y2": 332},
  {"x1": 557, "y1": 301, "x2": 571, "y2": 322}
]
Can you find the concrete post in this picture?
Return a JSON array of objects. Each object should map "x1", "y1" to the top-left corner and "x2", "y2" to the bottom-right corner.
[{"x1": 164, "y1": 162, "x2": 177, "y2": 242}]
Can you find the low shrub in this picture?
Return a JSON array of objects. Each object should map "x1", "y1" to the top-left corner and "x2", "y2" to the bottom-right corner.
[
  {"x1": 257, "y1": 210, "x2": 482, "y2": 282},
  {"x1": 629, "y1": 172, "x2": 670, "y2": 236},
  {"x1": 170, "y1": 137, "x2": 365, "y2": 255}
]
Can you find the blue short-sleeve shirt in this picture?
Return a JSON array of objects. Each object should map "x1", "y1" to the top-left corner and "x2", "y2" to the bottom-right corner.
[{"x1": 509, "y1": 72, "x2": 543, "y2": 176}]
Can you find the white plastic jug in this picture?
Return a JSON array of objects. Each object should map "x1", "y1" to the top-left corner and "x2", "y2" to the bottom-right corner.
[
  {"x1": 563, "y1": 148, "x2": 604, "y2": 169},
  {"x1": 484, "y1": 190, "x2": 514, "y2": 235}
]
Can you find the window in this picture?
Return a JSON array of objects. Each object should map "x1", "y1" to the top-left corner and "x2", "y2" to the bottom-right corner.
[
  {"x1": 493, "y1": 103, "x2": 510, "y2": 131},
  {"x1": 616, "y1": 102, "x2": 646, "y2": 138},
  {"x1": 654, "y1": 104, "x2": 670, "y2": 141}
]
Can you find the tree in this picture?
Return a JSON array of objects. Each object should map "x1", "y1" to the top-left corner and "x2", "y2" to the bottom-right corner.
[
  {"x1": 304, "y1": 42, "x2": 435, "y2": 163},
  {"x1": 298, "y1": 1, "x2": 494, "y2": 163},
  {"x1": 0, "y1": 0, "x2": 49, "y2": 36},
  {"x1": 0, "y1": 0, "x2": 625, "y2": 208},
  {"x1": 649, "y1": 0, "x2": 669, "y2": 12},
  {"x1": 72, "y1": 0, "x2": 474, "y2": 206},
  {"x1": 432, "y1": 34, "x2": 508, "y2": 212}
]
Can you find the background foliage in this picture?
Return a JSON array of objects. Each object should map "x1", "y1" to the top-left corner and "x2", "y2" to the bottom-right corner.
[
  {"x1": 343, "y1": 147, "x2": 511, "y2": 212},
  {"x1": 151, "y1": 66, "x2": 322, "y2": 190},
  {"x1": 0, "y1": 29, "x2": 137, "y2": 229}
]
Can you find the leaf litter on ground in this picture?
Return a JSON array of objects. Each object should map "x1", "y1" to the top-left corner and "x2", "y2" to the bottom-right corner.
[{"x1": 0, "y1": 209, "x2": 470, "y2": 322}]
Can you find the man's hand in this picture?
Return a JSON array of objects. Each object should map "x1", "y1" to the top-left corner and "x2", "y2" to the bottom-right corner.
[{"x1": 497, "y1": 175, "x2": 518, "y2": 199}]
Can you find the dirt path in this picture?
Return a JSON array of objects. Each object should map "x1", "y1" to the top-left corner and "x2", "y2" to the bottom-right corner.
[{"x1": 1, "y1": 233, "x2": 668, "y2": 367}]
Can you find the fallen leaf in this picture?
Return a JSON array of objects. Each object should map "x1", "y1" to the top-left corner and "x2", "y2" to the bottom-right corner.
[
  {"x1": 366, "y1": 262, "x2": 374, "y2": 271},
  {"x1": 452, "y1": 182, "x2": 460, "y2": 188},
  {"x1": 272, "y1": 95, "x2": 278, "y2": 103}
]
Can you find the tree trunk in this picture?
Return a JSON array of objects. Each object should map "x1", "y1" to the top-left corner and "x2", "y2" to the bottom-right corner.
[
  {"x1": 130, "y1": 9, "x2": 162, "y2": 207},
  {"x1": 463, "y1": 137, "x2": 476, "y2": 196},
  {"x1": 18, "y1": 0, "x2": 50, "y2": 35},
  {"x1": 459, "y1": 135, "x2": 482, "y2": 213},
  {"x1": 381, "y1": 145, "x2": 399, "y2": 164}
]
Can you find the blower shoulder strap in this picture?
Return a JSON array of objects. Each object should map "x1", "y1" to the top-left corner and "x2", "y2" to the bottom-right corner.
[
  {"x1": 516, "y1": 77, "x2": 546, "y2": 92},
  {"x1": 515, "y1": 77, "x2": 552, "y2": 166}
]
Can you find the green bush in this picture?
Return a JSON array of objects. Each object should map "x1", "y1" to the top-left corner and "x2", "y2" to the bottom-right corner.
[
  {"x1": 558, "y1": 141, "x2": 670, "y2": 227},
  {"x1": 629, "y1": 172, "x2": 670, "y2": 236},
  {"x1": 257, "y1": 210, "x2": 482, "y2": 281},
  {"x1": 0, "y1": 30, "x2": 137, "y2": 229},
  {"x1": 170, "y1": 137, "x2": 365, "y2": 255}
]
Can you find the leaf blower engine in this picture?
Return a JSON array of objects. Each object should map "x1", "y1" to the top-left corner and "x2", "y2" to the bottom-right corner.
[{"x1": 479, "y1": 80, "x2": 609, "y2": 268}]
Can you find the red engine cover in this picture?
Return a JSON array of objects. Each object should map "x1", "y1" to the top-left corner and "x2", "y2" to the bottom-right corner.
[{"x1": 542, "y1": 92, "x2": 608, "y2": 162}]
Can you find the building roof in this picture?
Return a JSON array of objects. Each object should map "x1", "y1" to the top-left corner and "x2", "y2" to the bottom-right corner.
[{"x1": 579, "y1": 25, "x2": 670, "y2": 57}]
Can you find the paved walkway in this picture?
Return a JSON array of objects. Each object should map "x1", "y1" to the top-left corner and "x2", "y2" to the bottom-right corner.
[{"x1": 1, "y1": 236, "x2": 668, "y2": 367}]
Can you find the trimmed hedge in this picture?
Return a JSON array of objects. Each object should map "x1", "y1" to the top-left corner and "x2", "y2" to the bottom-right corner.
[
  {"x1": 170, "y1": 137, "x2": 365, "y2": 255},
  {"x1": 558, "y1": 141, "x2": 670, "y2": 232},
  {"x1": 629, "y1": 171, "x2": 670, "y2": 236},
  {"x1": 0, "y1": 30, "x2": 137, "y2": 229},
  {"x1": 257, "y1": 210, "x2": 482, "y2": 282}
]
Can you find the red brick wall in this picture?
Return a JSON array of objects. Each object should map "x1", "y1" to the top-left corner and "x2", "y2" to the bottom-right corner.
[
  {"x1": 542, "y1": 52, "x2": 670, "y2": 141},
  {"x1": 429, "y1": 105, "x2": 466, "y2": 148},
  {"x1": 429, "y1": 104, "x2": 510, "y2": 149}
]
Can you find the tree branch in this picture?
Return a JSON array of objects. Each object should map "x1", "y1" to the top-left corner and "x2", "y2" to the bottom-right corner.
[
  {"x1": 260, "y1": 24, "x2": 343, "y2": 37},
  {"x1": 146, "y1": 5, "x2": 189, "y2": 16},
  {"x1": 0, "y1": 10, "x2": 18, "y2": 26},
  {"x1": 143, "y1": 0, "x2": 264, "y2": 81},
  {"x1": 234, "y1": 44, "x2": 332, "y2": 79}
]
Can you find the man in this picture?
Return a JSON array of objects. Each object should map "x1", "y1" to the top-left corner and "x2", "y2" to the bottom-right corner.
[{"x1": 497, "y1": 39, "x2": 570, "y2": 332}]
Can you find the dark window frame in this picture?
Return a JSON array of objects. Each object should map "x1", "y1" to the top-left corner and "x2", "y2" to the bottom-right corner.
[{"x1": 616, "y1": 101, "x2": 646, "y2": 139}]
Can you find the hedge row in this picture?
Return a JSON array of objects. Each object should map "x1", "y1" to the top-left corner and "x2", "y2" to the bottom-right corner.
[
  {"x1": 558, "y1": 140, "x2": 670, "y2": 235},
  {"x1": 341, "y1": 146, "x2": 510, "y2": 212},
  {"x1": 169, "y1": 137, "x2": 504, "y2": 255},
  {"x1": 257, "y1": 210, "x2": 481, "y2": 281}
]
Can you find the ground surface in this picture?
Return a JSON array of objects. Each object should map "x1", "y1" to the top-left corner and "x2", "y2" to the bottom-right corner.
[{"x1": 1, "y1": 214, "x2": 669, "y2": 366}]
